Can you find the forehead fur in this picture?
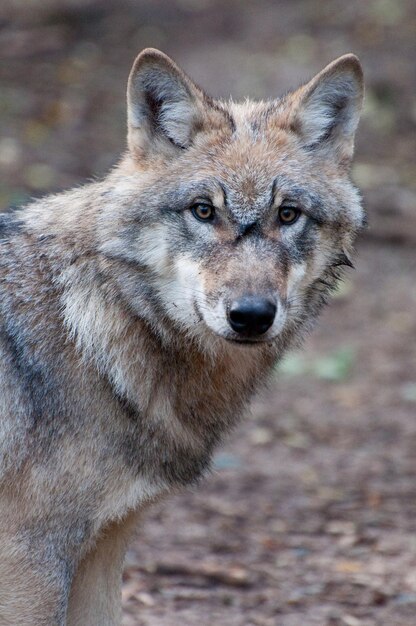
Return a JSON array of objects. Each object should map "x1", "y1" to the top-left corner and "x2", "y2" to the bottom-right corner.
[
  {"x1": 130, "y1": 94, "x2": 344, "y2": 184},
  {"x1": 166, "y1": 103, "x2": 347, "y2": 213}
]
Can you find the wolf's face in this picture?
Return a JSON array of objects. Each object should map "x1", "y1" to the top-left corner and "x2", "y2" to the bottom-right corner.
[{"x1": 101, "y1": 50, "x2": 364, "y2": 348}]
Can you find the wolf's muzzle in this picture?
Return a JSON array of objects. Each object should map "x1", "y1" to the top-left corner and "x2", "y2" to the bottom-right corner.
[{"x1": 228, "y1": 296, "x2": 276, "y2": 337}]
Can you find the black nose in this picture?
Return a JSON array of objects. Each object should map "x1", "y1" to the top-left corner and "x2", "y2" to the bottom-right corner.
[{"x1": 228, "y1": 296, "x2": 277, "y2": 337}]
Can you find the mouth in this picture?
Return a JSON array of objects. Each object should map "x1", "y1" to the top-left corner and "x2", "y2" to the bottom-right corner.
[{"x1": 220, "y1": 332, "x2": 275, "y2": 346}]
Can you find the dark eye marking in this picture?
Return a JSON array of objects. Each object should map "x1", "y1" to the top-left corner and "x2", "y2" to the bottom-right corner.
[
  {"x1": 190, "y1": 202, "x2": 216, "y2": 223},
  {"x1": 271, "y1": 176, "x2": 328, "y2": 225}
]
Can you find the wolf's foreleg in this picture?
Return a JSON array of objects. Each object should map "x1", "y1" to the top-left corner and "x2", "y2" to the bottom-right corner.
[{"x1": 67, "y1": 510, "x2": 141, "y2": 626}]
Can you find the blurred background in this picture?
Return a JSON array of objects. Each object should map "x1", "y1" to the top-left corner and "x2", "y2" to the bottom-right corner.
[{"x1": 1, "y1": 1, "x2": 415, "y2": 624}]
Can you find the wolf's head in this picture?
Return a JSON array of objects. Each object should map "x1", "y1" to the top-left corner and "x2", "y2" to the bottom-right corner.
[{"x1": 100, "y1": 49, "x2": 364, "y2": 351}]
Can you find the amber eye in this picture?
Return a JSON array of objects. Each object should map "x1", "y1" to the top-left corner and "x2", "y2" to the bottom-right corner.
[
  {"x1": 191, "y1": 203, "x2": 215, "y2": 222},
  {"x1": 278, "y1": 205, "x2": 301, "y2": 225}
]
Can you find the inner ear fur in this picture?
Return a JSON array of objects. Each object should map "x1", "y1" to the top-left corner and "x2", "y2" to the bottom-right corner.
[
  {"x1": 127, "y1": 48, "x2": 230, "y2": 158},
  {"x1": 286, "y1": 54, "x2": 364, "y2": 165}
]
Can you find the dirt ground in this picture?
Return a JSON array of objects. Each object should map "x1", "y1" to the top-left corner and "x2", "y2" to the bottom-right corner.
[{"x1": 0, "y1": 1, "x2": 415, "y2": 625}]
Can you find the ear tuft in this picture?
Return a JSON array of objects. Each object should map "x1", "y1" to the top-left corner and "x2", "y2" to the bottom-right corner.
[
  {"x1": 127, "y1": 48, "x2": 211, "y2": 156},
  {"x1": 290, "y1": 54, "x2": 364, "y2": 163}
]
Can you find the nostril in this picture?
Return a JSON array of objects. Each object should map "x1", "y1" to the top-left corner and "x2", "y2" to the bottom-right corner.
[
  {"x1": 228, "y1": 296, "x2": 277, "y2": 337},
  {"x1": 229, "y1": 308, "x2": 249, "y2": 328}
]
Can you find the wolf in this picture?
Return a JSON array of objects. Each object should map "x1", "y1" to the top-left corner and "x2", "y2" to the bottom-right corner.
[{"x1": 0, "y1": 48, "x2": 364, "y2": 624}]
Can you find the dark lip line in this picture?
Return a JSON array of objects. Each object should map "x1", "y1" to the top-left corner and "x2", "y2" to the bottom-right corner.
[{"x1": 222, "y1": 335, "x2": 272, "y2": 346}]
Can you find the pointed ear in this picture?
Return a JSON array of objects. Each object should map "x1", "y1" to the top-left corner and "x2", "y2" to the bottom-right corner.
[
  {"x1": 288, "y1": 54, "x2": 364, "y2": 165},
  {"x1": 127, "y1": 48, "x2": 228, "y2": 158}
]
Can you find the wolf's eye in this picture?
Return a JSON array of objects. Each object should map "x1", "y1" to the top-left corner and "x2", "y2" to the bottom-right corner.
[
  {"x1": 191, "y1": 203, "x2": 215, "y2": 222},
  {"x1": 278, "y1": 205, "x2": 301, "y2": 226}
]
